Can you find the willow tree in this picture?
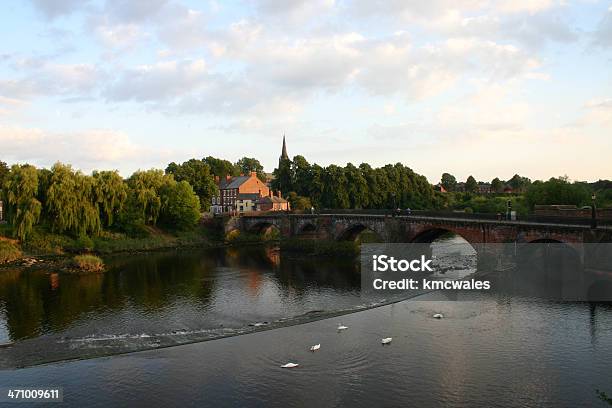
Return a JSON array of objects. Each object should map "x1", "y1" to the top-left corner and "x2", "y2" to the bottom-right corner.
[
  {"x1": 93, "y1": 170, "x2": 127, "y2": 227},
  {"x1": 3, "y1": 164, "x2": 42, "y2": 241},
  {"x1": 128, "y1": 169, "x2": 173, "y2": 225},
  {"x1": 45, "y1": 163, "x2": 101, "y2": 236}
]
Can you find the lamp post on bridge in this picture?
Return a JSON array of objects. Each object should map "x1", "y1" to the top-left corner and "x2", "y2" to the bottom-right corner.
[{"x1": 591, "y1": 193, "x2": 597, "y2": 229}]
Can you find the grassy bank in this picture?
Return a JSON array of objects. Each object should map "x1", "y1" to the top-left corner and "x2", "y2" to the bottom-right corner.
[
  {"x1": 0, "y1": 240, "x2": 22, "y2": 264},
  {"x1": 0, "y1": 223, "x2": 219, "y2": 262},
  {"x1": 280, "y1": 238, "x2": 359, "y2": 257}
]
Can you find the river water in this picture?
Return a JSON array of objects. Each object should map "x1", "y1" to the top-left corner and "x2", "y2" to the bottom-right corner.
[{"x1": 0, "y1": 237, "x2": 611, "y2": 407}]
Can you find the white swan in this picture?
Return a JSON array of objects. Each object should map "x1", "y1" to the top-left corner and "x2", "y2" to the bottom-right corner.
[
  {"x1": 381, "y1": 337, "x2": 393, "y2": 344},
  {"x1": 337, "y1": 324, "x2": 348, "y2": 331},
  {"x1": 433, "y1": 313, "x2": 444, "y2": 319},
  {"x1": 310, "y1": 344, "x2": 321, "y2": 351},
  {"x1": 281, "y1": 362, "x2": 299, "y2": 368}
]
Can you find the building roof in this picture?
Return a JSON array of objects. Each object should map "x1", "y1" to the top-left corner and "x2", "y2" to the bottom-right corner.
[
  {"x1": 224, "y1": 175, "x2": 251, "y2": 189},
  {"x1": 257, "y1": 195, "x2": 288, "y2": 204},
  {"x1": 237, "y1": 193, "x2": 260, "y2": 201}
]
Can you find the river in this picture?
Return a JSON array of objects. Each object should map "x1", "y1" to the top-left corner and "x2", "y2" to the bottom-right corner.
[{"x1": 0, "y1": 237, "x2": 611, "y2": 407}]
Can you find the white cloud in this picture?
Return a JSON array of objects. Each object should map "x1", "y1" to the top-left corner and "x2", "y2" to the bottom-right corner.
[
  {"x1": 0, "y1": 125, "x2": 172, "y2": 174},
  {"x1": 104, "y1": 59, "x2": 207, "y2": 102},
  {"x1": 30, "y1": 0, "x2": 89, "y2": 19}
]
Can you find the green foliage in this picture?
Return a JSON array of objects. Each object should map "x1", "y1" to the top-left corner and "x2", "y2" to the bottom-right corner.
[
  {"x1": 286, "y1": 192, "x2": 312, "y2": 211},
  {"x1": 74, "y1": 234, "x2": 95, "y2": 252},
  {"x1": 93, "y1": 170, "x2": 127, "y2": 227},
  {"x1": 45, "y1": 163, "x2": 101, "y2": 237},
  {"x1": 127, "y1": 169, "x2": 170, "y2": 225},
  {"x1": 3, "y1": 164, "x2": 42, "y2": 241},
  {"x1": 465, "y1": 175, "x2": 478, "y2": 193},
  {"x1": 491, "y1": 177, "x2": 503, "y2": 193},
  {"x1": 203, "y1": 156, "x2": 239, "y2": 178},
  {"x1": 441, "y1": 173, "x2": 457, "y2": 191},
  {"x1": 273, "y1": 158, "x2": 434, "y2": 210},
  {"x1": 115, "y1": 190, "x2": 148, "y2": 236},
  {"x1": 508, "y1": 174, "x2": 531, "y2": 191},
  {"x1": 72, "y1": 254, "x2": 105, "y2": 273},
  {"x1": 235, "y1": 157, "x2": 266, "y2": 182},
  {"x1": 159, "y1": 180, "x2": 201, "y2": 230},
  {"x1": 0, "y1": 240, "x2": 22, "y2": 264},
  {"x1": 280, "y1": 238, "x2": 359, "y2": 257},
  {"x1": 525, "y1": 177, "x2": 591, "y2": 209},
  {"x1": 165, "y1": 159, "x2": 217, "y2": 210},
  {"x1": 0, "y1": 160, "x2": 9, "y2": 187},
  {"x1": 272, "y1": 158, "x2": 293, "y2": 195}
]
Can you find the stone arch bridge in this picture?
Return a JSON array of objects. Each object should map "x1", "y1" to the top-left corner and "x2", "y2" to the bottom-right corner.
[
  {"x1": 227, "y1": 213, "x2": 610, "y2": 246},
  {"x1": 225, "y1": 213, "x2": 612, "y2": 299}
]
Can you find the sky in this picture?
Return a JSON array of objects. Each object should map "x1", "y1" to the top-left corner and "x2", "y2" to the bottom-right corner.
[{"x1": 0, "y1": 0, "x2": 611, "y2": 183}]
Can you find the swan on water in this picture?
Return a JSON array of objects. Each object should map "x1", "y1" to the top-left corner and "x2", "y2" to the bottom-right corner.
[
  {"x1": 337, "y1": 324, "x2": 348, "y2": 331},
  {"x1": 281, "y1": 362, "x2": 299, "y2": 368},
  {"x1": 381, "y1": 337, "x2": 393, "y2": 344},
  {"x1": 310, "y1": 344, "x2": 321, "y2": 351},
  {"x1": 433, "y1": 313, "x2": 444, "y2": 319}
]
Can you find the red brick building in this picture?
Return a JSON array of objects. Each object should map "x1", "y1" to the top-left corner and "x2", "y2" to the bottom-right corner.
[{"x1": 212, "y1": 172, "x2": 270, "y2": 214}]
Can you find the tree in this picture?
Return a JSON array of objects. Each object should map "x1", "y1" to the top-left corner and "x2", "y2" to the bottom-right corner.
[
  {"x1": 203, "y1": 156, "x2": 239, "y2": 178},
  {"x1": 292, "y1": 155, "x2": 313, "y2": 197},
  {"x1": 525, "y1": 177, "x2": 590, "y2": 209},
  {"x1": 272, "y1": 158, "x2": 293, "y2": 196},
  {"x1": 45, "y1": 163, "x2": 101, "y2": 236},
  {"x1": 465, "y1": 176, "x2": 478, "y2": 193},
  {"x1": 344, "y1": 163, "x2": 368, "y2": 209},
  {"x1": 127, "y1": 169, "x2": 170, "y2": 225},
  {"x1": 491, "y1": 177, "x2": 503, "y2": 193},
  {"x1": 286, "y1": 192, "x2": 312, "y2": 211},
  {"x1": 441, "y1": 173, "x2": 457, "y2": 192},
  {"x1": 159, "y1": 180, "x2": 201, "y2": 230},
  {"x1": 508, "y1": 174, "x2": 531, "y2": 192},
  {"x1": 0, "y1": 161, "x2": 9, "y2": 188},
  {"x1": 93, "y1": 170, "x2": 127, "y2": 227},
  {"x1": 165, "y1": 159, "x2": 217, "y2": 210},
  {"x1": 235, "y1": 157, "x2": 266, "y2": 182},
  {"x1": 3, "y1": 164, "x2": 42, "y2": 241}
]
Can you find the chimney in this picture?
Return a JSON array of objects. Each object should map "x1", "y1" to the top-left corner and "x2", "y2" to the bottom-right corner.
[
  {"x1": 240, "y1": 173, "x2": 244, "y2": 177},
  {"x1": 214, "y1": 175, "x2": 220, "y2": 183},
  {"x1": 226, "y1": 175, "x2": 231, "y2": 181},
  {"x1": 250, "y1": 171, "x2": 257, "y2": 177}
]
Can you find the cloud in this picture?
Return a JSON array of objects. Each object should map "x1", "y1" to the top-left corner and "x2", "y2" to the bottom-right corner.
[
  {"x1": 30, "y1": 0, "x2": 89, "y2": 19},
  {"x1": 593, "y1": 8, "x2": 612, "y2": 47},
  {"x1": 0, "y1": 125, "x2": 172, "y2": 175},
  {"x1": 0, "y1": 61, "x2": 100, "y2": 104},
  {"x1": 104, "y1": 59, "x2": 207, "y2": 102}
]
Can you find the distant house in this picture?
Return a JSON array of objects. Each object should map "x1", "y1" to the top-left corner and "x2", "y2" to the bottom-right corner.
[
  {"x1": 256, "y1": 192, "x2": 290, "y2": 212},
  {"x1": 503, "y1": 185, "x2": 514, "y2": 194},
  {"x1": 477, "y1": 183, "x2": 492, "y2": 194},
  {"x1": 455, "y1": 182, "x2": 466, "y2": 192}
]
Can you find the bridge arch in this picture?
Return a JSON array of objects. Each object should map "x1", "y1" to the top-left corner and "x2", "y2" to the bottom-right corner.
[
  {"x1": 410, "y1": 227, "x2": 480, "y2": 249},
  {"x1": 299, "y1": 223, "x2": 317, "y2": 234},
  {"x1": 337, "y1": 224, "x2": 384, "y2": 242},
  {"x1": 248, "y1": 221, "x2": 281, "y2": 237}
]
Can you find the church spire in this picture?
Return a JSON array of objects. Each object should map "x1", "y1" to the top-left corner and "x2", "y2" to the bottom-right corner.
[{"x1": 280, "y1": 134, "x2": 289, "y2": 161}]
